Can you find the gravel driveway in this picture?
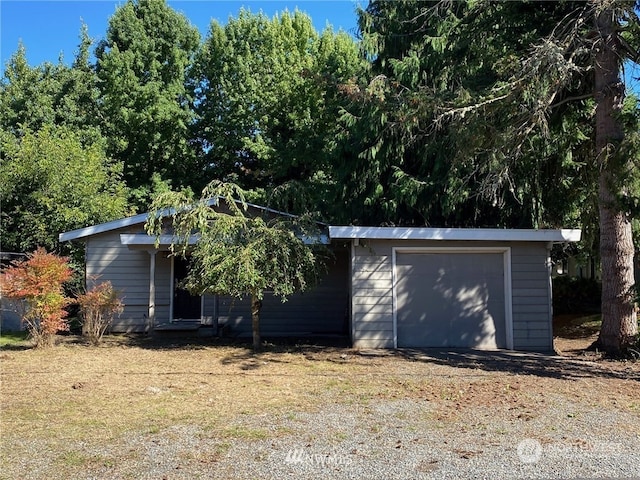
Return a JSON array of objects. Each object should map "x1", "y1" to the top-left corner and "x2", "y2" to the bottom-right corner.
[{"x1": 106, "y1": 398, "x2": 639, "y2": 480}]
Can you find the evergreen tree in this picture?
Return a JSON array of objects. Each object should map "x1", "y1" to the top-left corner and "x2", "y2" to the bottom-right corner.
[{"x1": 336, "y1": 0, "x2": 595, "y2": 228}]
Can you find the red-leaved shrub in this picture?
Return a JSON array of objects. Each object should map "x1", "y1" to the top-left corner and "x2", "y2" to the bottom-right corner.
[
  {"x1": 0, "y1": 248, "x2": 72, "y2": 347},
  {"x1": 77, "y1": 281, "x2": 123, "y2": 345}
]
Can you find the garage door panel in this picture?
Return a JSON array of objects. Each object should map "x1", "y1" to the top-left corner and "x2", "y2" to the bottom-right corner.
[
  {"x1": 397, "y1": 254, "x2": 503, "y2": 276},
  {"x1": 397, "y1": 316, "x2": 452, "y2": 347},
  {"x1": 396, "y1": 252, "x2": 507, "y2": 349}
]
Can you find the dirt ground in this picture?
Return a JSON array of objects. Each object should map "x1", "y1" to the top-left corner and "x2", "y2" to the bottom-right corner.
[
  {"x1": 0, "y1": 316, "x2": 638, "y2": 479},
  {"x1": 552, "y1": 313, "x2": 603, "y2": 355}
]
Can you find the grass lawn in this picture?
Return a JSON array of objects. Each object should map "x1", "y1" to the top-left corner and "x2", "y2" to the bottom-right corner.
[
  {"x1": 0, "y1": 331, "x2": 28, "y2": 348},
  {"x1": 1, "y1": 319, "x2": 638, "y2": 479}
]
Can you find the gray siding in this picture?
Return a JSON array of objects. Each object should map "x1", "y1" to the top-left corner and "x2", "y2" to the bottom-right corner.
[
  {"x1": 510, "y1": 244, "x2": 553, "y2": 350},
  {"x1": 351, "y1": 245, "x2": 394, "y2": 348},
  {"x1": 1, "y1": 298, "x2": 24, "y2": 331},
  {"x1": 202, "y1": 294, "x2": 217, "y2": 325},
  {"x1": 215, "y1": 248, "x2": 350, "y2": 337},
  {"x1": 85, "y1": 227, "x2": 172, "y2": 332},
  {"x1": 350, "y1": 240, "x2": 553, "y2": 351},
  {"x1": 82, "y1": 223, "x2": 554, "y2": 350},
  {"x1": 85, "y1": 229, "x2": 348, "y2": 336}
]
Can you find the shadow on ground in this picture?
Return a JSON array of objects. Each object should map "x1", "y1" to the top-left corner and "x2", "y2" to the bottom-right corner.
[
  {"x1": 125, "y1": 333, "x2": 639, "y2": 382},
  {"x1": 390, "y1": 348, "x2": 640, "y2": 382},
  {"x1": 553, "y1": 314, "x2": 601, "y2": 340},
  {"x1": 10, "y1": 331, "x2": 636, "y2": 381}
]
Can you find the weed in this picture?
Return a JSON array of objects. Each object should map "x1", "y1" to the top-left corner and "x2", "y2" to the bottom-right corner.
[{"x1": 58, "y1": 451, "x2": 92, "y2": 467}]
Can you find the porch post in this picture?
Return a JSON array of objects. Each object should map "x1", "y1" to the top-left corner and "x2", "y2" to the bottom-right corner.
[{"x1": 147, "y1": 250, "x2": 156, "y2": 333}]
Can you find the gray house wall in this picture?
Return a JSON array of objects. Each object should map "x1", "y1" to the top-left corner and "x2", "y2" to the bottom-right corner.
[
  {"x1": 82, "y1": 224, "x2": 555, "y2": 350},
  {"x1": 85, "y1": 226, "x2": 167, "y2": 332},
  {"x1": 510, "y1": 245, "x2": 553, "y2": 350},
  {"x1": 1, "y1": 298, "x2": 24, "y2": 332},
  {"x1": 350, "y1": 240, "x2": 553, "y2": 351},
  {"x1": 85, "y1": 228, "x2": 349, "y2": 336},
  {"x1": 213, "y1": 248, "x2": 350, "y2": 337}
]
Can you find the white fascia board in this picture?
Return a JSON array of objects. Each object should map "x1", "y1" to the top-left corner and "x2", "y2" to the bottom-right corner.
[
  {"x1": 121, "y1": 233, "x2": 329, "y2": 247},
  {"x1": 328, "y1": 226, "x2": 581, "y2": 243},
  {"x1": 120, "y1": 234, "x2": 200, "y2": 247},
  {"x1": 59, "y1": 199, "x2": 221, "y2": 242},
  {"x1": 59, "y1": 212, "x2": 150, "y2": 242}
]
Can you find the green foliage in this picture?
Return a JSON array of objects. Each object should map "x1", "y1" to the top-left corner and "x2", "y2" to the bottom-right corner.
[
  {"x1": 0, "y1": 125, "x2": 129, "y2": 257},
  {"x1": 349, "y1": 0, "x2": 639, "y2": 353},
  {"x1": 0, "y1": 331, "x2": 29, "y2": 348},
  {"x1": 96, "y1": 0, "x2": 201, "y2": 199},
  {"x1": 0, "y1": 248, "x2": 73, "y2": 347},
  {"x1": 335, "y1": 0, "x2": 598, "y2": 228},
  {"x1": 146, "y1": 180, "x2": 324, "y2": 300},
  {"x1": 0, "y1": 28, "x2": 101, "y2": 137},
  {"x1": 552, "y1": 276, "x2": 602, "y2": 315},
  {"x1": 77, "y1": 281, "x2": 124, "y2": 345},
  {"x1": 192, "y1": 10, "x2": 363, "y2": 215},
  {"x1": 146, "y1": 181, "x2": 326, "y2": 348}
]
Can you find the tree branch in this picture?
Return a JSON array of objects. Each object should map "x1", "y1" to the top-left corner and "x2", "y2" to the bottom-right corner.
[{"x1": 550, "y1": 93, "x2": 595, "y2": 109}]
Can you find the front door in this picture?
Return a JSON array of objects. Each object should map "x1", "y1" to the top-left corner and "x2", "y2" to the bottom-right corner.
[{"x1": 173, "y1": 257, "x2": 201, "y2": 320}]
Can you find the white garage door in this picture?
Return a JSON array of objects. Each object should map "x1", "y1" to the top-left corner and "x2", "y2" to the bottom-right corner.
[{"x1": 395, "y1": 252, "x2": 507, "y2": 348}]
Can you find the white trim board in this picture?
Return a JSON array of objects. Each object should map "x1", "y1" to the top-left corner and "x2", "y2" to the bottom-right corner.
[
  {"x1": 330, "y1": 226, "x2": 581, "y2": 243},
  {"x1": 121, "y1": 234, "x2": 200, "y2": 247},
  {"x1": 391, "y1": 246, "x2": 514, "y2": 350},
  {"x1": 119, "y1": 233, "x2": 329, "y2": 247}
]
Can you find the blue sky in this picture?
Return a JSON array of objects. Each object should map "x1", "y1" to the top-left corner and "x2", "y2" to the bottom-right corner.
[
  {"x1": 1, "y1": 0, "x2": 362, "y2": 72},
  {"x1": 1, "y1": 1, "x2": 638, "y2": 92}
]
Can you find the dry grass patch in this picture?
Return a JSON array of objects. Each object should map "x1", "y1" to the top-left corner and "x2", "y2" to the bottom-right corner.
[{"x1": 0, "y1": 338, "x2": 358, "y2": 448}]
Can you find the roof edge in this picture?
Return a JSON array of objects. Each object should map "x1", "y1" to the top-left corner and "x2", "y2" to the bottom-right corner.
[
  {"x1": 59, "y1": 198, "x2": 314, "y2": 243},
  {"x1": 328, "y1": 226, "x2": 581, "y2": 243},
  {"x1": 59, "y1": 212, "x2": 150, "y2": 242}
]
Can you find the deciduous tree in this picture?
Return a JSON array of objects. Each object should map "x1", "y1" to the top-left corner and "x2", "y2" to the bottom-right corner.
[
  {"x1": 192, "y1": 10, "x2": 363, "y2": 215},
  {"x1": 145, "y1": 181, "x2": 326, "y2": 350},
  {"x1": 0, "y1": 125, "x2": 128, "y2": 257},
  {"x1": 77, "y1": 281, "x2": 124, "y2": 345},
  {"x1": 96, "y1": 0, "x2": 200, "y2": 202}
]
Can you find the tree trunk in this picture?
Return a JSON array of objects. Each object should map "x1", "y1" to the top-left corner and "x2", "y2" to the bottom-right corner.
[
  {"x1": 593, "y1": 4, "x2": 638, "y2": 354},
  {"x1": 251, "y1": 292, "x2": 262, "y2": 351}
]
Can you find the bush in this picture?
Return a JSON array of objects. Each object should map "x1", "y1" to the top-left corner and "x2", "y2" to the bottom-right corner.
[
  {"x1": 76, "y1": 281, "x2": 123, "y2": 345},
  {"x1": 552, "y1": 276, "x2": 602, "y2": 315},
  {"x1": 0, "y1": 248, "x2": 72, "y2": 347}
]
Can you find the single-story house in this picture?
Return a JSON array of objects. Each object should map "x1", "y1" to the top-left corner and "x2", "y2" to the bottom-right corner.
[{"x1": 59, "y1": 204, "x2": 580, "y2": 351}]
